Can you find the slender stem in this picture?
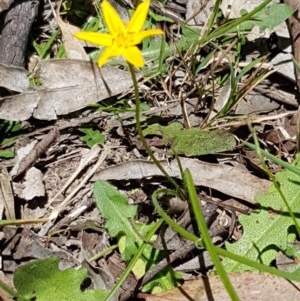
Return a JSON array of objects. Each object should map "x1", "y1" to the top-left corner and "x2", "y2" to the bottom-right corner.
[
  {"x1": 128, "y1": 63, "x2": 180, "y2": 190},
  {"x1": 152, "y1": 189, "x2": 300, "y2": 282},
  {"x1": 184, "y1": 169, "x2": 240, "y2": 301},
  {"x1": 87, "y1": 244, "x2": 118, "y2": 263},
  {"x1": 104, "y1": 219, "x2": 164, "y2": 301}
]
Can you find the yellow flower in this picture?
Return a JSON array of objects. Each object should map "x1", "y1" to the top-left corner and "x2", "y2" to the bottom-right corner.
[{"x1": 74, "y1": 0, "x2": 163, "y2": 67}]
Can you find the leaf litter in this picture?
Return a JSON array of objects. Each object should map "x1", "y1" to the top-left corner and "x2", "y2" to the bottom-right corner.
[
  {"x1": 0, "y1": 59, "x2": 135, "y2": 120},
  {"x1": 1, "y1": 0, "x2": 300, "y2": 300}
]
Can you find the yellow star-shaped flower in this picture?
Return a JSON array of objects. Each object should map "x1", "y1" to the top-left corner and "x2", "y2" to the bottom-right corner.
[{"x1": 74, "y1": 0, "x2": 164, "y2": 67}]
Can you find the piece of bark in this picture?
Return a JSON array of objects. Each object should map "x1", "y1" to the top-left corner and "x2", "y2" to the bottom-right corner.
[
  {"x1": 0, "y1": 167, "x2": 15, "y2": 219},
  {"x1": 0, "y1": 0, "x2": 39, "y2": 67},
  {"x1": 283, "y1": 0, "x2": 300, "y2": 93},
  {"x1": 283, "y1": 0, "x2": 300, "y2": 150},
  {"x1": 11, "y1": 127, "x2": 59, "y2": 179}
]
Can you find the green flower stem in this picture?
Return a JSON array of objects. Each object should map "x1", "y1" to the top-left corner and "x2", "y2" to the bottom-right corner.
[
  {"x1": 243, "y1": 140, "x2": 300, "y2": 176},
  {"x1": 183, "y1": 169, "x2": 240, "y2": 301},
  {"x1": 128, "y1": 63, "x2": 179, "y2": 190},
  {"x1": 87, "y1": 244, "x2": 118, "y2": 263},
  {"x1": 152, "y1": 189, "x2": 300, "y2": 283}
]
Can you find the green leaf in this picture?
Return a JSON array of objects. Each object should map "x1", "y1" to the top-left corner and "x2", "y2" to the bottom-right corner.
[
  {"x1": 93, "y1": 180, "x2": 142, "y2": 261},
  {"x1": 0, "y1": 147, "x2": 14, "y2": 158},
  {"x1": 56, "y1": 43, "x2": 67, "y2": 58},
  {"x1": 148, "y1": 10, "x2": 173, "y2": 23},
  {"x1": 33, "y1": 31, "x2": 59, "y2": 60},
  {"x1": 235, "y1": 3, "x2": 294, "y2": 32},
  {"x1": 13, "y1": 257, "x2": 108, "y2": 301},
  {"x1": 224, "y1": 155, "x2": 300, "y2": 272},
  {"x1": 93, "y1": 181, "x2": 163, "y2": 270},
  {"x1": 142, "y1": 268, "x2": 182, "y2": 294},
  {"x1": 0, "y1": 120, "x2": 22, "y2": 146},
  {"x1": 143, "y1": 122, "x2": 236, "y2": 156},
  {"x1": 142, "y1": 34, "x2": 197, "y2": 65},
  {"x1": 79, "y1": 128, "x2": 105, "y2": 148},
  {"x1": 293, "y1": 57, "x2": 300, "y2": 73}
]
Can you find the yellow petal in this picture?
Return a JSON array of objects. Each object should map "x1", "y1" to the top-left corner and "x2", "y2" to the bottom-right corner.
[
  {"x1": 130, "y1": 29, "x2": 164, "y2": 45},
  {"x1": 127, "y1": 0, "x2": 150, "y2": 33},
  {"x1": 102, "y1": 0, "x2": 125, "y2": 34},
  {"x1": 124, "y1": 46, "x2": 144, "y2": 67},
  {"x1": 74, "y1": 31, "x2": 113, "y2": 47},
  {"x1": 98, "y1": 44, "x2": 124, "y2": 67}
]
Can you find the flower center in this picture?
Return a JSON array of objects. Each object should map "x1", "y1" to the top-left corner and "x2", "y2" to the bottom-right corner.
[
  {"x1": 114, "y1": 28, "x2": 134, "y2": 48},
  {"x1": 116, "y1": 34, "x2": 127, "y2": 47}
]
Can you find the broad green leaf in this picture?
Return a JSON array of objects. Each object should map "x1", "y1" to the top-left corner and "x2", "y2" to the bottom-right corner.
[
  {"x1": 0, "y1": 120, "x2": 22, "y2": 146},
  {"x1": 93, "y1": 180, "x2": 142, "y2": 261},
  {"x1": 142, "y1": 268, "x2": 182, "y2": 294},
  {"x1": 79, "y1": 128, "x2": 105, "y2": 148},
  {"x1": 14, "y1": 257, "x2": 108, "y2": 301},
  {"x1": 224, "y1": 155, "x2": 300, "y2": 272},
  {"x1": 143, "y1": 122, "x2": 236, "y2": 156},
  {"x1": 0, "y1": 147, "x2": 14, "y2": 158},
  {"x1": 236, "y1": 4, "x2": 293, "y2": 32},
  {"x1": 93, "y1": 181, "x2": 178, "y2": 286}
]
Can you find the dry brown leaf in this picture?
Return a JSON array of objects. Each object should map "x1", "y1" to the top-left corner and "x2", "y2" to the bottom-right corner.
[
  {"x1": 11, "y1": 228, "x2": 77, "y2": 270},
  {"x1": 0, "y1": 167, "x2": 15, "y2": 220},
  {"x1": 92, "y1": 157, "x2": 270, "y2": 203},
  {"x1": 19, "y1": 167, "x2": 45, "y2": 201},
  {"x1": 54, "y1": 0, "x2": 89, "y2": 60},
  {"x1": 0, "y1": 0, "x2": 14, "y2": 13},
  {"x1": 235, "y1": 91, "x2": 280, "y2": 115},
  {"x1": 0, "y1": 271, "x2": 14, "y2": 301},
  {"x1": 145, "y1": 272, "x2": 300, "y2": 301},
  {"x1": 186, "y1": 0, "x2": 213, "y2": 26},
  {"x1": 0, "y1": 63, "x2": 31, "y2": 92},
  {"x1": 0, "y1": 59, "x2": 134, "y2": 120},
  {"x1": 10, "y1": 141, "x2": 38, "y2": 177}
]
